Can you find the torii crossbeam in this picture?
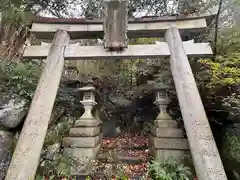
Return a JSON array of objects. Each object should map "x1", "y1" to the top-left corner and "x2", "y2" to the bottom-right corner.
[{"x1": 5, "y1": 1, "x2": 227, "y2": 180}]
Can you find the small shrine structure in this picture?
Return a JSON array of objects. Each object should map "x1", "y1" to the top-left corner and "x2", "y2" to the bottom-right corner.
[{"x1": 4, "y1": 1, "x2": 228, "y2": 180}]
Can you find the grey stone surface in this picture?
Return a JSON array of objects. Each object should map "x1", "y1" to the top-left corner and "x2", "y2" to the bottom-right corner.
[
  {"x1": 165, "y1": 27, "x2": 227, "y2": 180},
  {"x1": 62, "y1": 134, "x2": 102, "y2": 148},
  {"x1": 64, "y1": 144, "x2": 101, "y2": 175},
  {"x1": 75, "y1": 119, "x2": 101, "y2": 127},
  {"x1": 69, "y1": 127, "x2": 100, "y2": 137},
  {"x1": 150, "y1": 136, "x2": 189, "y2": 150},
  {"x1": 154, "y1": 120, "x2": 178, "y2": 128},
  {"x1": 150, "y1": 86, "x2": 190, "y2": 163},
  {"x1": 5, "y1": 30, "x2": 70, "y2": 180},
  {"x1": 64, "y1": 144, "x2": 100, "y2": 160},
  {"x1": 0, "y1": 100, "x2": 27, "y2": 129},
  {"x1": 103, "y1": 0, "x2": 128, "y2": 50},
  {"x1": 152, "y1": 149, "x2": 189, "y2": 163},
  {"x1": 152, "y1": 127, "x2": 184, "y2": 138}
]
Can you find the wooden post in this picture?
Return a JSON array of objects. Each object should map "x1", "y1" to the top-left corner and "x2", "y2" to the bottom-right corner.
[
  {"x1": 5, "y1": 30, "x2": 70, "y2": 180},
  {"x1": 103, "y1": 0, "x2": 128, "y2": 50},
  {"x1": 165, "y1": 27, "x2": 227, "y2": 180}
]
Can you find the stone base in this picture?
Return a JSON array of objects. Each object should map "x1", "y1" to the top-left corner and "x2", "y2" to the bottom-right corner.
[
  {"x1": 149, "y1": 136, "x2": 189, "y2": 150},
  {"x1": 154, "y1": 120, "x2": 178, "y2": 128},
  {"x1": 62, "y1": 134, "x2": 102, "y2": 148},
  {"x1": 152, "y1": 127, "x2": 184, "y2": 138},
  {"x1": 64, "y1": 144, "x2": 101, "y2": 175},
  {"x1": 150, "y1": 118, "x2": 190, "y2": 164},
  {"x1": 62, "y1": 123, "x2": 102, "y2": 176},
  {"x1": 69, "y1": 127, "x2": 100, "y2": 137},
  {"x1": 149, "y1": 135, "x2": 189, "y2": 163},
  {"x1": 75, "y1": 119, "x2": 101, "y2": 127},
  {"x1": 152, "y1": 148, "x2": 189, "y2": 163},
  {"x1": 64, "y1": 145, "x2": 101, "y2": 160}
]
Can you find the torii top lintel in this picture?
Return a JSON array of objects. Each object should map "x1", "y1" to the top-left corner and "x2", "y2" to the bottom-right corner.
[{"x1": 31, "y1": 10, "x2": 216, "y2": 40}]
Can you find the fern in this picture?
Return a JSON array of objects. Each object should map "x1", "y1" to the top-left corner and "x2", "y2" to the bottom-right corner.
[{"x1": 148, "y1": 160, "x2": 193, "y2": 180}]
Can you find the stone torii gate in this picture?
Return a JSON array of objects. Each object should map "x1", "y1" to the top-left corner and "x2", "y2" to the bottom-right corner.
[{"x1": 5, "y1": 1, "x2": 227, "y2": 180}]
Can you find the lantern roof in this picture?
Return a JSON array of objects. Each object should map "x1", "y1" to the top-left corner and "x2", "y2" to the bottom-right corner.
[
  {"x1": 76, "y1": 79, "x2": 96, "y2": 92},
  {"x1": 148, "y1": 81, "x2": 173, "y2": 91},
  {"x1": 77, "y1": 86, "x2": 95, "y2": 92}
]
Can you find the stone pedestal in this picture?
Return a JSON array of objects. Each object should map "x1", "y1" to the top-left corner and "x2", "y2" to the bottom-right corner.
[
  {"x1": 62, "y1": 84, "x2": 102, "y2": 175},
  {"x1": 150, "y1": 86, "x2": 190, "y2": 163}
]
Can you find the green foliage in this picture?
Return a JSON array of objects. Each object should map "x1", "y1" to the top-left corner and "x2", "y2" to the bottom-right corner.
[
  {"x1": 1, "y1": 0, "x2": 32, "y2": 47},
  {"x1": 85, "y1": 176, "x2": 91, "y2": 180},
  {"x1": 233, "y1": 171, "x2": 240, "y2": 180},
  {"x1": 36, "y1": 154, "x2": 75, "y2": 179},
  {"x1": 0, "y1": 60, "x2": 78, "y2": 111},
  {"x1": 191, "y1": 26, "x2": 240, "y2": 124},
  {"x1": 148, "y1": 160, "x2": 193, "y2": 180},
  {"x1": 129, "y1": 38, "x2": 159, "y2": 45},
  {"x1": 218, "y1": 26, "x2": 240, "y2": 54},
  {"x1": 44, "y1": 118, "x2": 74, "y2": 147},
  {"x1": 116, "y1": 166, "x2": 129, "y2": 180},
  {"x1": 2, "y1": 2, "x2": 29, "y2": 27},
  {"x1": 0, "y1": 0, "x2": 68, "y2": 18},
  {"x1": 198, "y1": 56, "x2": 240, "y2": 89},
  {"x1": 0, "y1": 61, "x2": 41, "y2": 102},
  {"x1": 222, "y1": 91, "x2": 240, "y2": 120},
  {"x1": 223, "y1": 134, "x2": 240, "y2": 163},
  {"x1": 35, "y1": 175, "x2": 55, "y2": 180}
]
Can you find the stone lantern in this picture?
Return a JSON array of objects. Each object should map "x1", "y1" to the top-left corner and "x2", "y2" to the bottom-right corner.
[
  {"x1": 153, "y1": 83, "x2": 172, "y2": 121},
  {"x1": 74, "y1": 82, "x2": 99, "y2": 127},
  {"x1": 150, "y1": 82, "x2": 189, "y2": 163},
  {"x1": 62, "y1": 81, "x2": 102, "y2": 175}
]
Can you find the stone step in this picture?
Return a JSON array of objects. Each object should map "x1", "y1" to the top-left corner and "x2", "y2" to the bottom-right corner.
[
  {"x1": 97, "y1": 149, "x2": 150, "y2": 164},
  {"x1": 68, "y1": 134, "x2": 150, "y2": 179},
  {"x1": 101, "y1": 143, "x2": 148, "y2": 150},
  {"x1": 101, "y1": 136, "x2": 148, "y2": 150},
  {"x1": 71, "y1": 162, "x2": 148, "y2": 179},
  {"x1": 74, "y1": 173, "x2": 144, "y2": 180},
  {"x1": 92, "y1": 171, "x2": 145, "y2": 180}
]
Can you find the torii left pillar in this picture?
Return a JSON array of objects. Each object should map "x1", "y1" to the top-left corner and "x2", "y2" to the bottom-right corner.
[{"x1": 5, "y1": 30, "x2": 70, "y2": 180}]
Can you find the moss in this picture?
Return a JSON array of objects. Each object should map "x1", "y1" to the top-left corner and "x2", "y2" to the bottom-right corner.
[
  {"x1": 223, "y1": 134, "x2": 240, "y2": 163},
  {"x1": 222, "y1": 134, "x2": 240, "y2": 179}
]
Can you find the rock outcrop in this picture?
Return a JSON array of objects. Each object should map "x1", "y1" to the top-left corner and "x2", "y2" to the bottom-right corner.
[{"x1": 0, "y1": 99, "x2": 27, "y2": 129}]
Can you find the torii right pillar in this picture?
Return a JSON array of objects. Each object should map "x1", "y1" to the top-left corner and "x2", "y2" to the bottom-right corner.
[{"x1": 165, "y1": 27, "x2": 228, "y2": 180}]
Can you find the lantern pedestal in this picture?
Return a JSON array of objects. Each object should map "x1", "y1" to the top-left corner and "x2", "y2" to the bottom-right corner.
[
  {"x1": 62, "y1": 84, "x2": 102, "y2": 175},
  {"x1": 149, "y1": 88, "x2": 190, "y2": 163}
]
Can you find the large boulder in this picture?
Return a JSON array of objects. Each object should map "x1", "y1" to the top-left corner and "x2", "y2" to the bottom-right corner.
[
  {"x1": 0, "y1": 130, "x2": 14, "y2": 180},
  {"x1": 0, "y1": 99, "x2": 27, "y2": 129}
]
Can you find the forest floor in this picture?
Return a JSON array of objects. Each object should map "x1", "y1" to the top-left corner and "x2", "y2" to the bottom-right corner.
[{"x1": 93, "y1": 132, "x2": 151, "y2": 179}]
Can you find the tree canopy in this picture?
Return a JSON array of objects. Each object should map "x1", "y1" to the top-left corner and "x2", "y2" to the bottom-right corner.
[{"x1": 0, "y1": 0, "x2": 218, "y2": 18}]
